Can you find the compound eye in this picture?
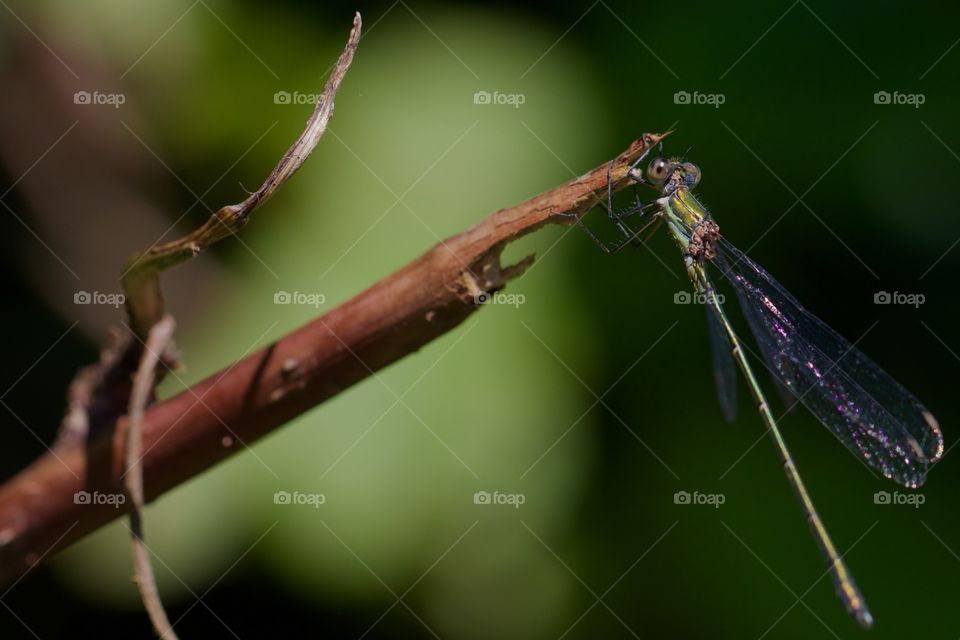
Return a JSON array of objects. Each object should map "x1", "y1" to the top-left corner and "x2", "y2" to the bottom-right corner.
[{"x1": 647, "y1": 157, "x2": 670, "y2": 182}]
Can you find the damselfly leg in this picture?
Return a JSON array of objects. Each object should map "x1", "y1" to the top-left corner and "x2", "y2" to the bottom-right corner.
[
  {"x1": 562, "y1": 144, "x2": 663, "y2": 254},
  {"x1": 561, "y1": 208, "x2": 661, "y2": 255}
]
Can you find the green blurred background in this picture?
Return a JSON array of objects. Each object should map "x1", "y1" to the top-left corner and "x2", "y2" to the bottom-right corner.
[{"x1": 1, "y1": 1, "x2": 958, "y2": 638}]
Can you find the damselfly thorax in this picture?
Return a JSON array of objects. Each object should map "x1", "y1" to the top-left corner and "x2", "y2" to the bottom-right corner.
[
  {"x1": 641, "y1": 157, "x2": 718, "y2": 257},
  {"x1": 651, "y1": 161, "x2": 723, "y2": 279}
]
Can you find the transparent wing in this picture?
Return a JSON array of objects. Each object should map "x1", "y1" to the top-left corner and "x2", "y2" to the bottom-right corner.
[
  {"x1": 714, "y1": 238, "x2": 943, "y2": 488},
  {"x1": 706, "y1": 304, "x2": 738, "y2": 422}
]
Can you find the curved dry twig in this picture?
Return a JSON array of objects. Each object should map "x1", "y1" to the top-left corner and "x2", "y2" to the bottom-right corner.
[
  {"x1": 113, "y1": 12, "x2": 361, "y2": 635},
  {"x1": 121, "y1": 11, "x2": 362, "y2": 341},
  {"x1": 124, "y1": 314, "x2": 177, "y2": 639}
]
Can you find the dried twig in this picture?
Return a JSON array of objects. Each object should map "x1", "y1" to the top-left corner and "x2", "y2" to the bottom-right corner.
[
  {"x1": 73, "y1": 13, "x2": 361, "y2": 635},
  {"x1": 124, "y1": 315, "x2": 177, "y2": 640},
  {"x1": 122, "y1": 11, "x2": 362, "y2": 341},
  {"x1": 53, "y1": 12, "x2": 363, "y2": 451},
  {"x1": 0, "y1": 131, "x2": 668, "y2": 587}
]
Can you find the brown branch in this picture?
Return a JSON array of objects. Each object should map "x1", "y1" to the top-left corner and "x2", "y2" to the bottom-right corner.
[{"x1": 0, "y1": 130, "x2": 669, "y2": 587}]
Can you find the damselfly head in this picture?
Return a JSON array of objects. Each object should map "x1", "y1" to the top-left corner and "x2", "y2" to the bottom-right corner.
[{"x1": 646, "y1": 157, "x2": 701, "y2": 193}]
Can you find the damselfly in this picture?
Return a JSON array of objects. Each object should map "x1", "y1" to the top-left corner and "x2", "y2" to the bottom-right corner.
[{"x1": 570, "y1": 134, "x2": 944, "y2": 628}]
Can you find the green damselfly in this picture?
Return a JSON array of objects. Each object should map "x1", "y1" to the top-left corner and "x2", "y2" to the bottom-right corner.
[{"x1": 570, "y1": 135, "x2": 944, "y2": 628}]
